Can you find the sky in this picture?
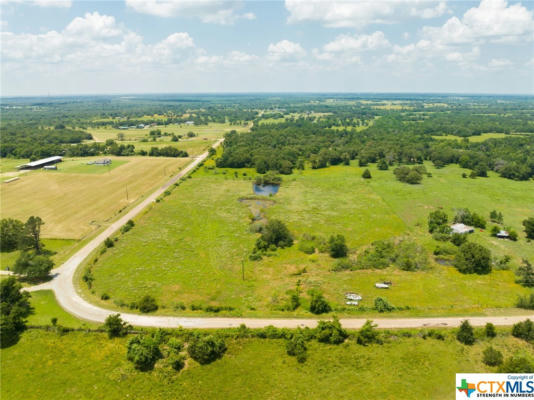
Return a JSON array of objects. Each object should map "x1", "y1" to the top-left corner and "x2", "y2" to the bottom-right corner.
[{"x1": 0, "y1": 0, "x2": 533, "y2": 96}]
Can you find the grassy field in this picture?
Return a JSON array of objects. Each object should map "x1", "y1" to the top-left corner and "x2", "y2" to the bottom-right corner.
[
  {"x1": 1, "y1": 326, "x2": 532, "y2": 400},
  {"x1": 1, "y1": 239, "x2": 77, "y2": 270},
  {"x1": 0, "y1": 156, "x2": 190, "y2": 239},
  {"x1": 432, "y1": 133, "x2": 526, "y2": 142},
  {"x1": 80, "y1": 160, "x2": 533, "y2": 317}
]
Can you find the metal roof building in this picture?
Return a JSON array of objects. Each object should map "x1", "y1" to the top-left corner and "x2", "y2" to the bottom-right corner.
[{"x1": 17, "y1": 156, "x2": 63, "y2": 170}]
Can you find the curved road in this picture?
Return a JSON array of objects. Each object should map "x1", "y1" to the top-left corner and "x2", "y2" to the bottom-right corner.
[{"x1": 24, "y1": 139, "x2": 533, "y2": 329}]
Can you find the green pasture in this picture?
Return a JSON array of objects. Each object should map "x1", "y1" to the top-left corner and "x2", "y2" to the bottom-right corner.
[
  {"x1": 80, "y1": 161, "x2": 533, "y2": 317},
  {"x1": 1, "y1": 327, "x2": 532, "y2": 400},
  {"x1": 432, "y1": 132, "x2": 526, "y2": 142}
]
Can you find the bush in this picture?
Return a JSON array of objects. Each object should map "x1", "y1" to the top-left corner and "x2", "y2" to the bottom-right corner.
[
  {"x1": 454, "y1": 242, "x2": 491, "y2": 274},
  {"x1": 167, "y1": 338, "x2": 184, "y2": 352},
  {"x1": 315, "y1": 317, "x2": 348, "y2": 344},
  {"x1": 187, "y1": 334, "x2": 227, "y2": 365},
  {"x1": 13, "y1": 251, "x2": 54, "y2": 280},
  {"x1": 138, "y1": 295, "x2": 158, "y2": 313},
  {"x1": 255, "y1": 219, "x2": 293, "y2": 251},
  {"x1": 169, "y1": 354, "x2": 186, "y2": 371},
  {"x1": 512, "y1": 319, "x2": 534, "y2": 343},
  {"x1": 104, "y1": 238, "x2": 114, "y2": 248},
  {"x1": 328, "y1": 235, "x2": 348, "y2": 258},
  {"x1": 523, "y1": 217, "x2": 534, "y2": 240},
  {"x1": 331, "y1": 258, "x2": 353, "y2": 272},
  {"x1": 374, "y1": 297, "x2": 395, "y2": 313},
  {"x1": 126, "y1": 334, "x2": 162, "y2": 370},
  {"x1": 456, "y1": 320, "x2": 475, "y2": 345},
  {"x1": 100, "y1": 293, "x2": 110, "y2": 300},
  {"x1": 309, "y1": 291, "x2": 331, "y2": 314},
  {"x1": 298, "y1": 241, "x2": 315, "y2": 254},
  {"x1": 356, "y1": 240, "x2": 395, "y2": 269},
  {"x1": 450, "y1": 233, "x2": 467, "y2": 247},
  {"x1": 516, "y1": 294, "x2": 534, "y2": 310},
  {"x1": 516, "y1": 259, "x2": 534, "y2": 287},
  {"x1": 394, "y1": 240, "x2": 428, "y2": 271},
  {"x1": 0, "y1": 277, "x2": 32, "y2": 348},
  {"x1": 362, "y1": 169, "x2": 372, "y2": 179},
  {"x1": 286, "y1": 331, "x2": 307, "y2": 363},
  {"x1": 482, "y1": 346, "x2": 503, "y2": 367},
  {"x1": 428, "y1": 210, "x2": 448, "y2": 233},
  {"x1": 357, "y1": 320, "x2": 381, "y2": 346},
  {"x1": 121, "y1": 220, "x2": 135, "y2": 234},
  {"x1": 103, "y1": 314, "x2": 130, "y2": 338},
  {"x1": 485, "y1": 323, "x2": 497, "y2": 338},
  {"x1": 499, "y1": 356, "x2": 534, "y2": 373},
  {"x1": 377, "y1": 159, "x2": 389, "y2": 170}
]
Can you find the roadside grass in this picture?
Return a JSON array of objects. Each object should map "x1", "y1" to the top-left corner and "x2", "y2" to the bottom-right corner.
[
  {"x1": 27, "y1": 290, "x2": 99, "y2": 328},
  {"x1": 1, "y1": 328, "x2": 532, "y2": 400},
  {"x1": 82, "y1": 161, "x2": 532, "y2": 317},
  {"x1": 0, "y1": 157, "x2": 190, "y2": 239}
]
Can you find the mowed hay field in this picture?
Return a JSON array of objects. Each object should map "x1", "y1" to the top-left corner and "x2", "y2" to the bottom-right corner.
[
  {"x1": 2, "y1": 328, "x2": 531, "y2": 400},
  {"x1": 82, "y1": 161, "x2": 534, "y2": 317},
  {"x1": 0, "y1": 156, "x2": 190, "y2": 239}
]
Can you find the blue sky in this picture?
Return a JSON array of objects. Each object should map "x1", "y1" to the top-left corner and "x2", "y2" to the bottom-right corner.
[{"x1": 1, "y1": 0, "x2": 533, "y2": 96}]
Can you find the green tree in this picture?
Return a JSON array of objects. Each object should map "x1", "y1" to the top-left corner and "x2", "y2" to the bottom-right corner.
[
  {"x1": 456, "y1": 320, "x2": 475, "y2": 345},
  {"x1": 357, "y1": 320, "x2": 381, "y2": 346},
  {"x1": 512, "y1": 319, "x2": 534, "y2": 343},
  {"x1": 374, "y1": 297, "x2": 395, "y2": 313},
  {"x1": 13, "y1": 252, "x2": 53, "y2": 280},
  {"x1": 22, "y1": 216, "x2": 44, "y2": 253},
  {"x1": 405, "y1": 170, "x2": 422, "y2": 184},
  {"x1": 523, "y1": 218, "x2": 534, "y2": 239},
  {"x1": 454, "y1": 242, "x2": 491, "y2": 274},
  {"x1": 126, "y1": 334, "x2": 162, "y2": 371},
  {"x1": 516, "y1": 259, "x2": 534, "y2": 287},
  {"x1": 286, "y1": 331, "x2": 307, "y2": 363},
  {"x1": 428, "y1": 210, "x2": 448, "y2": 233},
  {"x1": 450, "y1": 233, "x2": 467, "y2": 247},
  {"x1": 482, "y1": 346, "x2": 503, "y2": 366},
  {"x1": 377, "y1": 159, "x2": 389, "y2": 170},
  {"x1": 0, "y1": 277, "x2": 32, "y2": 348},
  {"x1": 103, "y1": 314, "x2": 131, "y2": 338},
  {"x1": 485, "y1": 323, "x2": 497, "y2": 338},
  {"x1": 309, "y1": 291, "x2": 331, "y2": 314},
  {"x1": 0, "y1": 218, "x2": 24, "y2": 252},
  {"x1": 328, "y1": 235, "x2": 348, "y2": 258},
  {"x1": 187, "y1": 334, "x2": 227, "y2": 365},
  {"x1": 362, "y1": 168, "x2": 372, "y2": 179},
  {"x1": 138, "y1": 295, "x2": 158, "y2": 313},
  {"x1": 315, "y1": 317, "x2": 348, "y2": 344},
  {"x1": 499, "y1": 356, "x2": 534, "y2": 373},
  {"x1": 256, "y1": 219, "x2": 293, "y2": 250},
  {"x1": 104, "y1": 238, "x2": 114, "y2": 248}
]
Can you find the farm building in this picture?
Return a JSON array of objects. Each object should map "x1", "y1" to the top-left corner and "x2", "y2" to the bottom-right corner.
[
  {"x1": 185, "y1": 121, "x2": 194, "y2": 125},
  {"x1": 451, "y1": 223, "x2": 474, "y2": 234},
  {"x1": 496, "y1": 230, "x2": 509, "y2": 239},
  {"x1": 17, "y1": 156, "x2": 62, "y2": 170},
  {"x1": 43, "y1": 165, "x2": 57, "y2": 170}
]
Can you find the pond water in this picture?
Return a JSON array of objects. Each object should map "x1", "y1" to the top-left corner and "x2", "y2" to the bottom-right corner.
[{"x1": 253, "y1": 184, "x2": 279, "y2": 196}]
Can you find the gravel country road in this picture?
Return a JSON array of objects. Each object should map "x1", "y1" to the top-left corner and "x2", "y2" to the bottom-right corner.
[{"x1": 22, "y1": 138, "x2": 534, "y2": 329}]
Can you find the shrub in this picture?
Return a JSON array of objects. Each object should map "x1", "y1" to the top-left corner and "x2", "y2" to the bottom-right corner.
[
  {"x1": 315, "y1": 317, "x2": 348, "y2": 345},
  {"x1": 456, "y1": 320, "x2": 475, "y2": 345},
  {"x1": 100, "y1": 293, "x2": 110, "y2": 300},
  {"x1": 0, "y1": 277, "x2": 32, "y2": 348},
  {"x1": 13, "y1": 251, "x2": 54, "y2": 280},
  {"x1": 331, "y1": 258, "x2": 353, "y2": 272},
  {"x1": 516, "y1": 259, "x2": 534, "y2": 287},
  {"x1": 255, "y1": 219, "x2": 293, "y2": 250},
  {"x1": 357, "y1": 320, "x2": 381, "y2": 346},
  {"x1": 286, "y1": 331, "x2": 307, "y2": 363},
  {"x1": 516, "y1": 294, "x2": 534, "y2": 310},
  {"x1": 187, "y1": 334, "x2": 227, "y2": 365},
  {"x1": 138, "y1": 295, "x2": 158, "y2": 313},
  {"x1": 167, "y1": 338, "x2": 184, "y2": 352},
  {"x1": 499, "y1": 356, "x2": 534, "y2": 373},
  {"x1": 512, "y1": 319, "x2": 534, "y2": 343},
  {"x1": 103, "y1": 314, "x2": 130, "y2": 338},
  {"x1": 482, "y1": 346, "x2": 503, "y2": 367},
  {"x1": 121, "y1": 220, "x2": 135, "y2": 234},
  {"x1": 394, "y1": 240, "x2": 428, "y2": 271},
  {"x1": 169, "y1": 354, "x2": 186, "y2": 371},
  {"x1": 309, "y1": 291, "x2": 331, "y2": 315},
  {"x1": 126, "y1": 334, "x2": 162, "y2": 371},
  {"x1": 374, "y1": 297, "x2": 395, "y2": 313},
  {"x1": 523, "y1": 218, "x2": 534, "y2": 240},
  {"x1": 377, "y1": 159, "x2": 389, "y2": 170},
  {"x1": 328, "y1": 235, "x2": 348, "y2": 258},
  {"x1": 362, "y1": 169, "x2": 372, "y2": 179},
  {"x1": 485, "y1": 323, "x2": 497, "y2": 338},
  {"x1": 450, "y1": 233, "x2": 467, "y2": 247},
  {"x1": 428, "y1": 210, "x2": 448, "y2": 233},
  {"x1": 356, "y1": 240, "x2": 395, "y2": 269},
  {"x1": 298, "y1": 241, "x2": 315, "y2": 255},
  {"x1": 454, "y1": 242, "x2": 491, "y2": 274},
  {"x1": 104, "y1": 238, "x2": 114, "y2": 248}
]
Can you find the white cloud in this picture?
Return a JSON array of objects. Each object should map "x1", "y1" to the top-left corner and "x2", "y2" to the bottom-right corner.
[
  {"x1": 267, "y1": 39, "x2": 306, "y2": 61},
  {"x1": 1, "y1": 0, "x2": 71, "y2": 7},
  {"x1": 125, "y1": 0, "x2": 255, "y2": 24},
  {"x1": 323, "y1": 31, "x2": 390, "y2": 52},
  {"x1": 1, "y1": 12, "x2": 196, "y2": 67},
  {"x1": 488, "y1": 57, "x2": 513, "y2": 68},
  {"x1": 423, "y1": 0, "x2": 534, "y2": 44},
  {"x1": 285, "y1": 0, "x2": 450, "y2": 28}
]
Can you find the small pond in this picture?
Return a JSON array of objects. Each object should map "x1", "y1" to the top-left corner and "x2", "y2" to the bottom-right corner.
[{"x1": 253, "y1": 184, "x2": 279, "y2": 196}]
